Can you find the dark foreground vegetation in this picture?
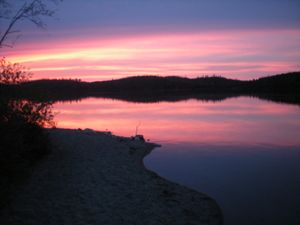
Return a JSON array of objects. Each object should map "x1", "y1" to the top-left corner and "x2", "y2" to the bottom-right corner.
[
  {"x1": 1, "y1": 72, "x2": 300, "y2": 105},
  {"x1": 1, "y1": 58, "x2": 55, "y2": 208},
  {"x1": 0, "y1": 98, "x2": 54, "y2": 208}
]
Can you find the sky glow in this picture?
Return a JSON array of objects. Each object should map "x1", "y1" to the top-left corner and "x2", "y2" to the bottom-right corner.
[{"x1": 1, "y1": 0, "x2": 300, "y2": 81}]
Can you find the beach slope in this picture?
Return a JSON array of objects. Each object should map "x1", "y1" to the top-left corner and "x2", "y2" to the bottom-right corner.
[{"x1": 0, "y1": 128, "x2": 222, "y2": 225}]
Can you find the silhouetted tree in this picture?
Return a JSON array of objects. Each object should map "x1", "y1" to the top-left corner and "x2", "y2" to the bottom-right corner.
[
  {"x1": 0, "y1": 57, "x2": 32, "y2": 83},
  {"x1": 0, "y1": 52, "x2": 55, "y2": 208},
  {"x1": 1, "y1": 99, "x2": 54, "y2": 127},
  {"x1": 0, "y1": 0, "x2": 62, "y2": 48}
]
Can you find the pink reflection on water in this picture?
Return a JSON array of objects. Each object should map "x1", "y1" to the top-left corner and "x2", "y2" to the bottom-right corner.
[{"x1": 54, "y1": 97, "x2": 300, "y2": 147}]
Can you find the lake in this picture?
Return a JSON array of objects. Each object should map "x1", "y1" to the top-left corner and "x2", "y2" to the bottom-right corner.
[{"x1": 54, "y1": 96, "x2": 300, "y2": 225}]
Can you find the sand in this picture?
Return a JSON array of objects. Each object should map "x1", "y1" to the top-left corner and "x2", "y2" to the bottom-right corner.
[{"x1": 0, "y1": 128, "x2": 222, "y2": 225}]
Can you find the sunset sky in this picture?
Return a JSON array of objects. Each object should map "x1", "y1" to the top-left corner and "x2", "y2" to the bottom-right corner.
[{"x1": 2, "y1": 0, "x2": 300, "y2": 81}]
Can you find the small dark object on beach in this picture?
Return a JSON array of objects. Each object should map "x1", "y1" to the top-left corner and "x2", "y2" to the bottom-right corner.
[{"x1": 131, "y1": 135, "x2": 145, "y2": 142}]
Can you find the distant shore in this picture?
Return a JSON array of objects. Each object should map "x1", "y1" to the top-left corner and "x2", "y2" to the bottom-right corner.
[
  {"x1": 1, "y1": 72, "x2": 300, "y2": 106},
  {"x1": 0, "y1": 128, "x2": 222, "y2": 225}
]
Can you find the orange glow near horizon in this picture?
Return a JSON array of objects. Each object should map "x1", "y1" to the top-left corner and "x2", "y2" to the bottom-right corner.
[{"x1": 3, "y1": 29, "x2": 300, "y2": 81}]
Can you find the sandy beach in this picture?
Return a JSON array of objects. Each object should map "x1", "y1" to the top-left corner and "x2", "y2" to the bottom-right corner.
[{"x1": 0, "y1": 128, "x2": 222, "y2": 225}]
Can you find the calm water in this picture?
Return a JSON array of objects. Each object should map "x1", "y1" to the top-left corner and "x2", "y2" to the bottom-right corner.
[{"x1": 54, "y1": 96, "x2": 300, "y2": 225}]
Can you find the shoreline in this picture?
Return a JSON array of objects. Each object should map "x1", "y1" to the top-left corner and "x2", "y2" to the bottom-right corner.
[{"x1": 0, "y1": 128, "x2": 223, "y2": 225}]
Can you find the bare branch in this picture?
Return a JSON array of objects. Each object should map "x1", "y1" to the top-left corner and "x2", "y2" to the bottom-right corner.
[{"x1": 0, "y1": 0, "x2": 62, "y2": 48}]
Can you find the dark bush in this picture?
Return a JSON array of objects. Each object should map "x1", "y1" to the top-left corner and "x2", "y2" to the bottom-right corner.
[{"x1": 0, "y1": 98, "x2": 54, "y2": 208}]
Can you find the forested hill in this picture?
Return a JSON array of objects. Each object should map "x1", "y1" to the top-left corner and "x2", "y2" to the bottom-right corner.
[
  {"x1": 89, "y1": 75, "x2": 243, "y2": 92},
  {"x1": 6, "y1": 71, "x2": 300, "y2": 92},
  {"x1": 1, "y1": 72, "x2": 300, "y2": 103}
]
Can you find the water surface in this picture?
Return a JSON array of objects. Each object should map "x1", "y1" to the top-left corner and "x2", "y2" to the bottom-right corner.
[{"x1": 54, "y1": 96, "x2": 300, "y2": 225}]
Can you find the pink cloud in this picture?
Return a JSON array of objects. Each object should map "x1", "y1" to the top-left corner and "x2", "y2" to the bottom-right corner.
[{"x1": 3, "y1": 29, "x2": 300, "y2": 81}]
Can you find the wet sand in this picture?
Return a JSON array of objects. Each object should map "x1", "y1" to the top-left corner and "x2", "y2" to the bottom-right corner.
[{"x1": 0, "y1": 128, "x2": 222, "y2": 225}]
